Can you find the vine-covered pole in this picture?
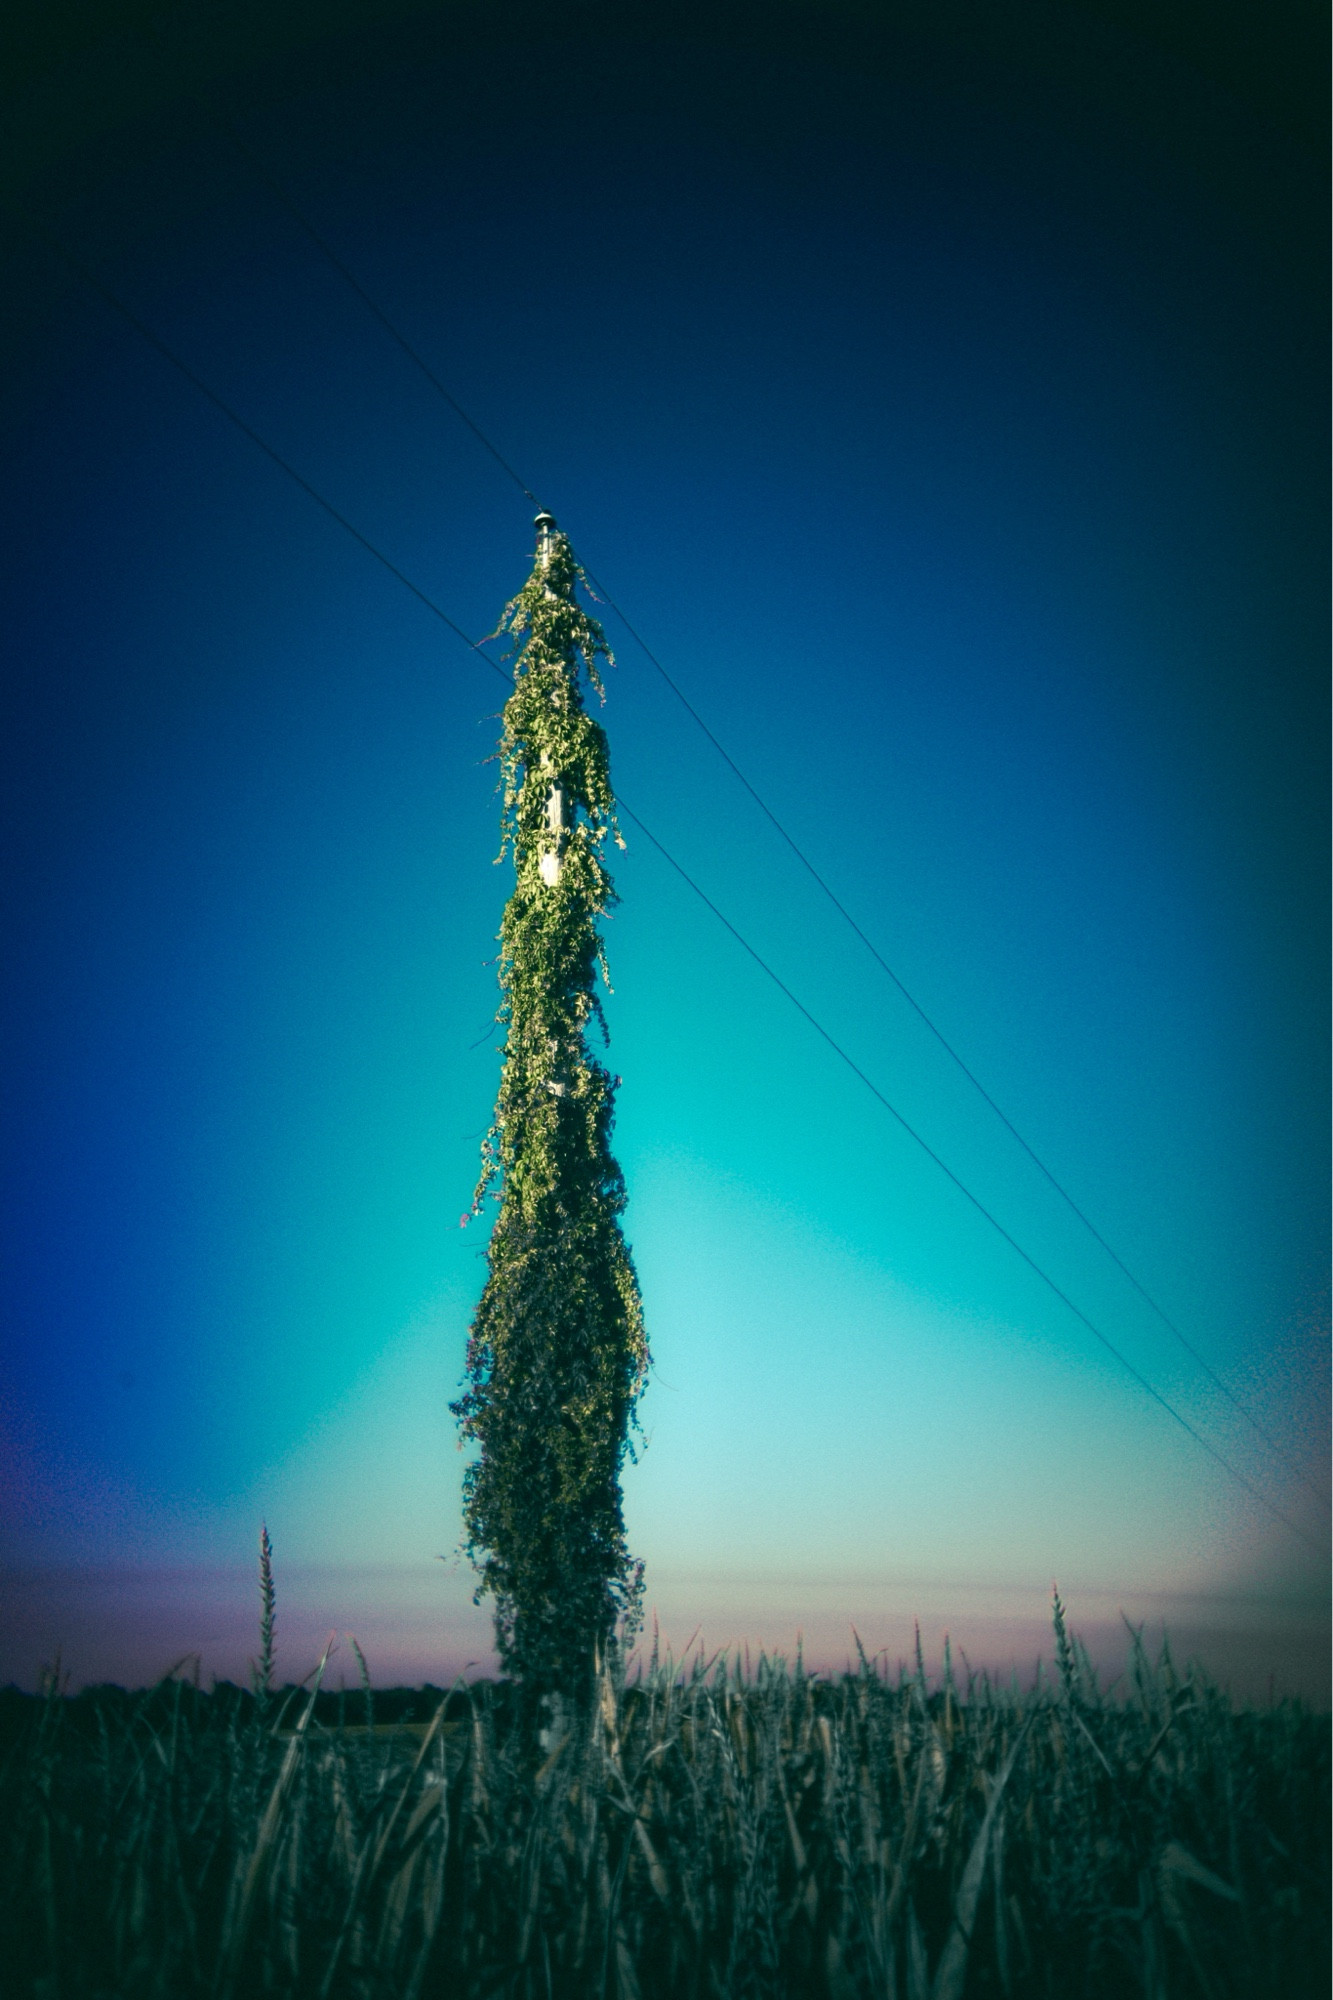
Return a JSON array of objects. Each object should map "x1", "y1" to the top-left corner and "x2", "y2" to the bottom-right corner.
[{"x1": 452, "y1": 514, "x2": 648, "y2": 1707}]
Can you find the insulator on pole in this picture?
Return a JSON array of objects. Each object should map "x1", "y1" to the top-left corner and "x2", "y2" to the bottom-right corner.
[{"x1": 534, "y1": 510, "x2": 557, "y2": 569}]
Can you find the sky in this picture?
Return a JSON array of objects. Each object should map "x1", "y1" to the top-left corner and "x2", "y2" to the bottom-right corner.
[{"x1": 1, "y1": 1, "x2": 1327, "y2": 1697}]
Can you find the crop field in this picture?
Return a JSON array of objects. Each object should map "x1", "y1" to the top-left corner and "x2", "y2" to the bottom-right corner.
[{"x1": 1, "y1": 1614, "x2": 1326, "y2": 2000}]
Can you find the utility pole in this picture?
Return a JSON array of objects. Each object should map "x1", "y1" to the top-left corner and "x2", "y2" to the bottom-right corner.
[
  {"x1": 534, "y1": 512, "x2": 570, "y2": 888},
  {"x1": 452, "y1": 514, "x2": 648, "y2": 1711}
]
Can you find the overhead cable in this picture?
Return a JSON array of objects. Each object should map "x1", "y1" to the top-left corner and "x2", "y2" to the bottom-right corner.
[
  {"x1": 24, "y1": 216, "x2": 1322, "y2": 1555},
  {"x1": 222, "y1": 127, "x2": 543, "y2": 510},
  {"x1": 219, "y1": 137, "x2": 1323, "y2": 1502}
]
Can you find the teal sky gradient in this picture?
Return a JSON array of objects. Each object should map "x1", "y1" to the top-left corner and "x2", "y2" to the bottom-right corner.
[{"x1": 0, "y1": 2, "x2": 1326, "y2": 1691}]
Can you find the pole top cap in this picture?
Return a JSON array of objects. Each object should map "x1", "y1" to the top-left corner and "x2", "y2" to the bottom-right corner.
[{"x1": 533, "y1": 512, "x2": 558, "y2": 571}]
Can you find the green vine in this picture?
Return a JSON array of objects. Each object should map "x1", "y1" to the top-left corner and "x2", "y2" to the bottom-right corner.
[{"x1": 451, "y1": 524, "x2": 648, "y2": 1700}]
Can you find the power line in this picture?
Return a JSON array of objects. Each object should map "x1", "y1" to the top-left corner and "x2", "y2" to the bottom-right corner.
[
  {"x1": 22, "y1": 216, "x2": 1322, "y2": 1554},
  {"x1": 617, "y1": 804, "x2": 1325, "y2": 1557},
  {"x1": 219, "y1": 136, "x2": 1323, "y2": 1505},
  {"x1": 221, "y1": 125, "x2": 543, "y2": 510},
  {"x1": 584, "y1": 580, "x2": 1329, "y2": 1509},
  {"x1": 10, "y1": 219, "x2": 485, "y2": 662}
]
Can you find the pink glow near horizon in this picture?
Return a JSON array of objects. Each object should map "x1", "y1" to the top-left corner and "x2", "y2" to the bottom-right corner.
[{"x1": 4, "y1": 1564, "x2": 1326, "y2": 1706}]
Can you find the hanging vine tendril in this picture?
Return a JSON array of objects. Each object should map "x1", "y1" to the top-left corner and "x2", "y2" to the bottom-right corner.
[{"x1": 451, "y1": 521, "x2": 648, "y2": 1701}]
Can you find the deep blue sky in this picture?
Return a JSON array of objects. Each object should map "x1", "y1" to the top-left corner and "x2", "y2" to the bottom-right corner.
[{"x1": 1, "y1": 2, "x2": 1326, "y2": 1690}]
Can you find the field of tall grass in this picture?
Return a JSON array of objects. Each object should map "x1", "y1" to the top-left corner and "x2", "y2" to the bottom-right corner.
[{"x1": 1, "y1": 1601, "x2": 1326, "y2": 1999}]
